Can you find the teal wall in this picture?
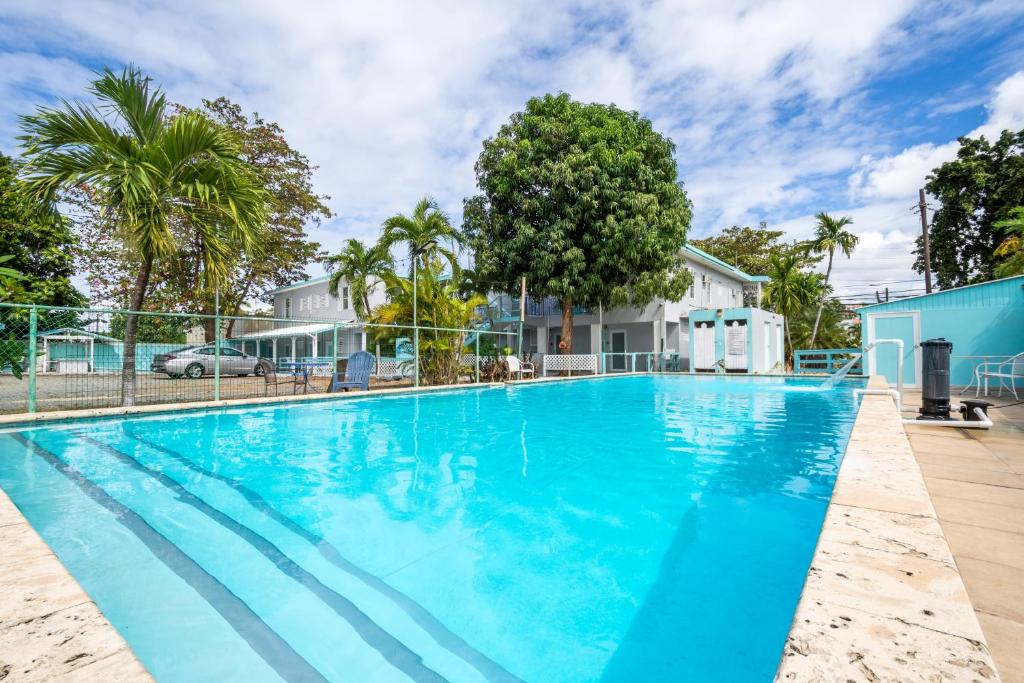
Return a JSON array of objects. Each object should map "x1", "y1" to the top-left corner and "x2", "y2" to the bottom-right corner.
[
  {"x1": 688, "y1": 308, "x2": 755, "y2": 372},
  {"x1": 859, "y1": 276, "x2": 1024, "y2": 387},
  {"x1": 45, "y1": 341, "x2": 186, "y2": 372}
]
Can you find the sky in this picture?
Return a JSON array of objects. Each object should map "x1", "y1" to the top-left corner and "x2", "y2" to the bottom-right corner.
[{"x1": 1, "y1": 0, "x2": 1023, "y2": 303}]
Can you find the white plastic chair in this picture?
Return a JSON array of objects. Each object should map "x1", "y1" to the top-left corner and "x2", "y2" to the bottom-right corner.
[
  {"x1": 504, "y1": 355, "x2": 535, "y2": 380},
  {"x1": 976, "y1": 352, "x2": 1024, "y2": 399}
]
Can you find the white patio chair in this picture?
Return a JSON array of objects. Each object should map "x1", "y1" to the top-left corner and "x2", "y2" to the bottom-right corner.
[
  {"x1": 504, "y1": 355, "x2": 535, "y2": 380},
  {"x1": 976, "y1": 352, "x2": 1024, "y2": 399}
]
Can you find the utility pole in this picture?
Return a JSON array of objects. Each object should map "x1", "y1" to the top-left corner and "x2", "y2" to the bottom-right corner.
[{"x1": 918, "y1": 189, "x2": 933, "y2": 294}]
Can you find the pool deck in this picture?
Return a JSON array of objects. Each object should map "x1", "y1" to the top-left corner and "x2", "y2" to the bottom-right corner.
[
  {"x1": 0, "y1": 488, "x2": 152, "y2": 681},
  {"x1": 900, "y1": 390, "x2": 1024, "y2": 682},
  {"x1": 776, "y1": 376, "x2": 999, "y2": 682}
]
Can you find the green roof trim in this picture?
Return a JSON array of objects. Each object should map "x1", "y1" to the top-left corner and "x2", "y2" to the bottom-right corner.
[
  {"x1": 682, "y1": 243, "x2": 764, "y2": 283},
  {"x1": 266, "y1": 274, "x2": 332, "y2": 295}
]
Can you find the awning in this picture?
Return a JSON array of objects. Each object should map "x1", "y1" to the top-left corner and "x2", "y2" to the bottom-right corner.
[{"x1": 228, "y1": 322, "x2": 356, "y2": 341}]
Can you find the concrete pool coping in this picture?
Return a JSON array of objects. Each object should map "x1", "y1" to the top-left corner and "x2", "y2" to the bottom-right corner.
[
  {"x1": 1, "y1": 372, "x2": 996, "y2": 680},
  {"x1": 775, "y1": 375, "x2": 999, "y2": 681}
]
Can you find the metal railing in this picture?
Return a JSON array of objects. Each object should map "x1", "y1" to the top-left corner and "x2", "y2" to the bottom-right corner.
[
  {"x1": 0, "y1": 302, "x2": 519, "y2": 415},
  {"x1": 793, "y1": 348, "x2": 864, "y2": 375}
]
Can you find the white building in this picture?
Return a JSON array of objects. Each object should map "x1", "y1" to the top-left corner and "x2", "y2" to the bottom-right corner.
[
  {"x1": 492, "y1": 244, "x2": 782, "y2": 372},
  {"x1": 228, "y1": 275, "x2": 387, "y2": 364}
]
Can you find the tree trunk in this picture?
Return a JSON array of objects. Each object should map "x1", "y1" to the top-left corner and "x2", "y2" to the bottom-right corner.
[
  {"x1": 120, "y1": 256, "x2": 154, "y2": 407},
  {"x1": 809, "y1": 251, "x2": 834, "y2": 348},
  {"x1": 560, "y1": 297, "x2": 574, "y2": 354},
  {"x1": 785, "y1": 318, "x2": 794, "y2": 370}
]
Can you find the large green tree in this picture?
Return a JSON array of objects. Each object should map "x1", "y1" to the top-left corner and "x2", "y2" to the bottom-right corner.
[
  {"x1": 805, "y1": 212, "x2": 857, "y2": 348},
  {"x1": 993, "y1": 206, "x2": 1024, "y2": 278},
  {"x1": 0, "y1": 153, "x2": 85, "y2": 307},
  {"x1": 464, "y1": 93, "x2": 692, "y2": 353},
  {"x1": 73, "y1": 97, "x2": 328, "y2": 338},
  {"x1": 916, "y1": 129, "x2": 1024, "y2": 287},
  {"x1": 19, "y1": 66, "x2": 267, "y2": 405},
  {"x1": 692, "y1": 224, "x2": 785, "y2": 275}
]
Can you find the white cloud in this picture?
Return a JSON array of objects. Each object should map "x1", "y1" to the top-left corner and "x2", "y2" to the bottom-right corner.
[{"x1": 1, "y1": 0, "x2": 1022, "y2": 287}]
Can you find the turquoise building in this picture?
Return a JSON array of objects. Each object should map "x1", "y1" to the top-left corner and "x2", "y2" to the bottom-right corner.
[{"x1": 858, "y1": 275, "x2": 1024, "y2": 388}]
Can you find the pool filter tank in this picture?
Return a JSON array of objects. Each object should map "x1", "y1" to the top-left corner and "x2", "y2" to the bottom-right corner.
[{"x1": 918, "y1": 338, "x2": 953, "y2": 420}]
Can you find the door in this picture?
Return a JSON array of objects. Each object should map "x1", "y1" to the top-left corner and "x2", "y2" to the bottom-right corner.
[
  {"x1": 610, "y1": 330, "x2": 627, "y2": 371},
  {"x1": 219, "y1": 347, "x2": 246, "y2": 373},
  {"x1": 693, "y1": 322, "x2": 716, "y2": 371},
  {"x1": 868, "y1": 312, "x2": 920, "y2": 388},
  {"x1": 763, "y1": 321, "x2": 771, "y2": 371}
]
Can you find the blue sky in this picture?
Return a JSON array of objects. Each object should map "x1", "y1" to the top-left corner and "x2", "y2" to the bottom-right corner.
[{"x1": 2, "y1": 1, "x2": 1023, "y2": 301}]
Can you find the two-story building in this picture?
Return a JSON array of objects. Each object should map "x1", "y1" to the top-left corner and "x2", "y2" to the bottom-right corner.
[
  {"x1": 493, "y1": 244, "x2": 783, "y2": 372},
  {"x1": 228, "y1": 275, "x2": 388, "y2": 365}
]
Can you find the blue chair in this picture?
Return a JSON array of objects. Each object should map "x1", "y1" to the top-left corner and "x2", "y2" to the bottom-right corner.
[{"x1": 330, "y1": 351, "x2": 374, "y2": 392}]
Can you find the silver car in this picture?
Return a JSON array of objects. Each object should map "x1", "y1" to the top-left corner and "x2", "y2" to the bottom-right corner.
[{"x1": 154, "y1": 346, "x2": 266, "y2": 379}]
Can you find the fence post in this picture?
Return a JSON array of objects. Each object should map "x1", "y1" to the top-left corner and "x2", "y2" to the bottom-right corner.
[
  {"x1": 332, "y1": 324, "x2": 339, "y2": 375},
  {"x1": 214, "y1": 289, "x2": 221, "y2": 402},
  {"x1": 27, "y1": 306, "x2": 38, "y2": 413},
  {"x1": 474, "y1": 333, "x2": 480, "y2": 384}
]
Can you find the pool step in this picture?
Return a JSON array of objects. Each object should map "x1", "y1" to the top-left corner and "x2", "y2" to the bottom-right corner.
[{"x1": 28, "y1": 428, "x2": 490, "y2": 683}]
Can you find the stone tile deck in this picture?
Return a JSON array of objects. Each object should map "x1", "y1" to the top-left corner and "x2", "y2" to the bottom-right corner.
[
  {"x1": 0, "y1": 489, "x2": 151, "y2": 682},
  {"x1": 776, "y1": 378, "x2": 999, "y2": 682},
  {"x1": 902, "y1": 390, "x2": 1024, "y2": 683}
]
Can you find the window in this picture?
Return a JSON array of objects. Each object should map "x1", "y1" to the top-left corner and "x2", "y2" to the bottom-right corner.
[
  {"x1": 342, "y1": 286, "x2": 351, "y2": 310},
  {"x1": 284, "y1": 298, "x2": 292, "y2": 318},
  {"x1": 687, "y1": 268, "x2": 695, "y2": 300},
  {"x1": 221, "y1": 348, "x2": 243, "y2": 357},
  {"x1": 316, "y1": 293, "x2": 328, "y2": 309}
]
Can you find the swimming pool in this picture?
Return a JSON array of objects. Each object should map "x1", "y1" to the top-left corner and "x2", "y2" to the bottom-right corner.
[{"x1": 0, "y1": 375, "x2": 863, "y2": 682}]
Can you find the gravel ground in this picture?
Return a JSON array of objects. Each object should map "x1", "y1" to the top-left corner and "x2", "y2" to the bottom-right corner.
[{"x1": 0, "y1": 372, "x2": 414, "y2": 414}]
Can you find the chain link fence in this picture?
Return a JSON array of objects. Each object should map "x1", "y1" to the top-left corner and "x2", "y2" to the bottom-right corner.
[{"x1": 0, "y1": 303, "x2": 520, "y2": 415}]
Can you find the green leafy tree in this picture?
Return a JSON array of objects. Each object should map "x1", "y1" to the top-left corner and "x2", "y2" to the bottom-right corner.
[
  {"x1": 381, "y1": 197, "x2": 460, "y2": 277},
  {"x1": 465, "y1": 93, "x2": 692, "y2": 353},
  {"x1": 692, "y1": 224, "x2": 784, "y2": 275},
  {"x1": 762, "y1": 252, "x2": 823, "y2": 363},
  {"x1": 805, "y1": 212, "x2": 857, "y2": 348},
  {"x1": 789, "y1": 298, "x2": 858, "y2": 352},
  {"x1": 993, "y1": 207, "x2": 1024, "y2": 278},
  {"x1": 917, "y1": 129, "x2": 1024, "y2": 287},
  {"x1": 0, "y1": 153, "x2": 86, "y2": 307},
  {"x1": 325, "y1": 238, "x2": 393, "y2": 318},
  {"x1": 19, "y1": 66, "x2": 267, "y2": 405}
]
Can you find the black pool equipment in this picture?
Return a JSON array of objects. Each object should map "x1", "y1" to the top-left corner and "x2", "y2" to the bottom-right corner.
[
  {"x1": 918, "y1": 338, "x2": 953, "y2": 420},
  {"x1": 961, "y1": 399, "x2": 993, "y2": 422}
]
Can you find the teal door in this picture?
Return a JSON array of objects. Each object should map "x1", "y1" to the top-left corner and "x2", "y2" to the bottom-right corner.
[{"x1": 870, "y1": 313, "x2": 918, "y2": 387}]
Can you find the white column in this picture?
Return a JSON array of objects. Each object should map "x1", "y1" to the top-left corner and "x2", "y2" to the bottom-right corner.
[
  {"x1": 361, "y1": 331, "x2": 367, "y2": 351},
  {"x1": 291, "y1": 337, "x2": 296, "y2": 363},
  {"x1": 538, "y1": 325, "x2": 548, "y2": 355},
  {"x1": 272, "y1": 338, "x2": 277, "y2": 363},
  {"x1": 312, "y1": 334, "x2": 318, "y2": 358}
]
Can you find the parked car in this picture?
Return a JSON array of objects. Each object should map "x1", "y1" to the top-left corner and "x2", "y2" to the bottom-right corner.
[{"x1": 151, "y1": 346, "x2": 267, "y2": 379}]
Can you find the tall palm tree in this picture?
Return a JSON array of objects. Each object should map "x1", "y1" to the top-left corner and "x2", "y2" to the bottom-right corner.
[
  {"x1": 19, "y1": 66, "x2": 266, "y2": 405},
  {"x1": 324, "y1": 238, "x2": 393, "y2": 318},
  {"x1": 763, "y1": 252, "x2": 823, "y2": 365},
  {"x1": 380, "y1": 197, "x2": 460, "y2": 277},
  {"x1": 805, "y1": 212, "x2": 858, "y2": 348}
]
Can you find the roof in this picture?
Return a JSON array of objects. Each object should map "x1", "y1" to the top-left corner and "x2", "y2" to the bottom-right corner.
[
  {"x1": 38, "y1": 327, "x2": 119, "y2": 342},
  {"x1": 857, "y1": 275, "x2": 1024, "y2": 313},
  {"x1": 228, "y1": 322, "x2": 354, "y2": 340},
  {"x1": 682, "y1": 244, "x2": 769, "y2": 283},
  {"x1": 266, "y1": 274, "x2": 332, "y2": 296}
]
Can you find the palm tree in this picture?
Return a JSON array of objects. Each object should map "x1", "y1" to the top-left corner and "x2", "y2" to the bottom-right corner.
[
  {"x1": 805, "y1": 212, "x2": 858, "y2": 348},
  {"x1": 19, "y1": 66, "x2": 266, "y2": 405},
  {"x1": 380, "y1": 197, "x2": 460, "y2": 276},
  {"x1": 325, "y1": 238, "x2": 393, "y2": 318},
  {"x1": 763, "y1": 252, "x2": 823, "y2": 365}
]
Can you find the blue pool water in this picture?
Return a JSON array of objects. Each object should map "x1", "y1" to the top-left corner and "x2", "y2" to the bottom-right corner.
[{"x1": 0, "y1": 375, "x2": 863, "y2": 682}]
